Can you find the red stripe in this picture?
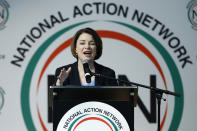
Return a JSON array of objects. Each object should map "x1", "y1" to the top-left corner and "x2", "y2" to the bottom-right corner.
[
  {"x1": 73, "y1": 117, "x2": 113, "y2": 131},
  {"x1": 37, "y1": 104, "x2": 47, "y2": 131},
  {"x1": 36, "y1": 30, "x2": 168, "y2": 130},
  {"x1": 160, "y1": 103, "x2": 168, "y2": 130}
]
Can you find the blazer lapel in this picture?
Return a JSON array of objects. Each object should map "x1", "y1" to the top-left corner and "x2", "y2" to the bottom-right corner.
[
  {"x1": 70, "y1": 61, "x2": 81, "y2": 86},
  {"x1": 94, "y1": 62, "x2": 103, "y2": 86}
]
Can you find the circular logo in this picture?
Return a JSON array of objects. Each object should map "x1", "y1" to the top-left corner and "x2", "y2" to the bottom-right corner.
[
  {"x1": 187, "y1": 0, "x2": 197, "y2": 30},
  {"x1": 0, "y1": 1, "x2": 9, "y2": 29},
  {"x1": 57, "y1": 101, "x2": 130, "y2": 131},
  {"x1": 0, "y1": 87, "x2": 5, "y2": 112},
  {"x1": 21, "y1": 20, "x2": 184, "y2": 131}
]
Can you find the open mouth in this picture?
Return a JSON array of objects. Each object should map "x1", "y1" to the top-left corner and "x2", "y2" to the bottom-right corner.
[{"x1": 83, "y1": 51, "x2": 92, "y2": 56}]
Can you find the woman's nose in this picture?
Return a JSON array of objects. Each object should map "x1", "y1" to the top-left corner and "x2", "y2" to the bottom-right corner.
[{"x1": 85, "y1": 43, "x2": 90, "y2": 48}]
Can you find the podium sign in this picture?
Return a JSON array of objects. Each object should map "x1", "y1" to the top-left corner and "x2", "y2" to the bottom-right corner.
[{"x1": 50, "y1": 86, "x2": 138, "y2": 131}]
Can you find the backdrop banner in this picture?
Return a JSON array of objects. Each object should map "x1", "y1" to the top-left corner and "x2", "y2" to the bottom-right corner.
[{"x1": 0, "y1": 0, "x2": 197, "y2": 130}]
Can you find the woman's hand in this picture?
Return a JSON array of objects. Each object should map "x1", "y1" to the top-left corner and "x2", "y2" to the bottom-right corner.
[{"x1": 56, "y1": 67, "x2": 71, "y2": 86}]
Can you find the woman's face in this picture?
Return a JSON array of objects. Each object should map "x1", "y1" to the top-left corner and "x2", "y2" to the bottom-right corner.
[{"x1": 75, "y1": 33, "x2": 97, "y2": 62}]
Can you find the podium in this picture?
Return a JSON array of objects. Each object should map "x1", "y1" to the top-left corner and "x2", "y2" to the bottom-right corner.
[{"x1": 50, "y1": 86, "x2": 138, "y2": 131}]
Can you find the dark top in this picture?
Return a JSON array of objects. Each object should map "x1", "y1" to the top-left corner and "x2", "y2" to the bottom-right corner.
[{"x1": 55, "y1": 61, "x2": 118, "y2": 86}]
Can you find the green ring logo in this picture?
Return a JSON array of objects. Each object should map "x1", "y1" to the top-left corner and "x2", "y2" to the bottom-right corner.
[
  {"x1": 67, "y1": 114, "x2": 118, "y2": 131},
  {"x1": 187, "y1": 0, "x2": 197, "y2": 30},
  {"x1": 63, "y1": 114, "x2": 118, "y2": 131},
  {"x1": 56, "y1": 101, "x2": 129, "y2": 131},
  {"x1": 21, "y1": 20, "x2": 184, "y2": 131},
  {"x1": 0, "y1": 87, "x2": 5, "y2": 112},
  {"x1": 0, "y1": 0, "x2": 9, "y2": 30}
]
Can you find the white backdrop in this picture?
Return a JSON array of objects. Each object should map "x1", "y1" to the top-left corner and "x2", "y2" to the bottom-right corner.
[{"x1": 0, "y1": 0, "x2": 197, "y2": 130}]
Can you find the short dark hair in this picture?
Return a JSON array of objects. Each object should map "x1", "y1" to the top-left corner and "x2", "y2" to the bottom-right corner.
[{"x1": 71, "y1": 27, "x2": 103, "y2": 60}]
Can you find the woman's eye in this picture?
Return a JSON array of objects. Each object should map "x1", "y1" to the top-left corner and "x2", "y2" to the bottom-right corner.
[
  {"x1": 80, "y1": 42, "x2": 85, "y2": 45},
  {"x1": 90, "y1": 42, "x2": 95, "y2": 45}
]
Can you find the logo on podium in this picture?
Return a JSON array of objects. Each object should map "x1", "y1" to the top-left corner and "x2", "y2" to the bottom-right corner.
[{"x1": 57, "y1": 101, "x2": 130, "y2": 131}]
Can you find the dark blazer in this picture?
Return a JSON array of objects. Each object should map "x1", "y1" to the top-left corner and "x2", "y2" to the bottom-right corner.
[{"x1": 55, "y1": 61, "x2": 118, "y2": 86}]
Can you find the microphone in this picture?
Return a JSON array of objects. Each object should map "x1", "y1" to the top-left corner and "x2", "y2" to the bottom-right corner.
[{"x1": 82, "y1": 59, "x2": 92, "y2": 83}]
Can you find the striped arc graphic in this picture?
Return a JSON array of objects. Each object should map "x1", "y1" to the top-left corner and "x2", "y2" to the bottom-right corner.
[
  {"x1": 73, "y1": 117, "x2": 114, "y2": 131},
  {"x1": 0, "y1": 2, "x2": 9, "y2": 25},
  {"x1": 65, "y1": 114, "x2": 118, "y2": 131},
  {"x1": 21, "y1": 20, "x2": 183, "y2": 131}
]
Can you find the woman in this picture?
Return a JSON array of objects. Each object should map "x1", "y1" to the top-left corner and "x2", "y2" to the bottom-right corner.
[{"x1": 55, "y1": 27, "x2": 118, "y2": 86}]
